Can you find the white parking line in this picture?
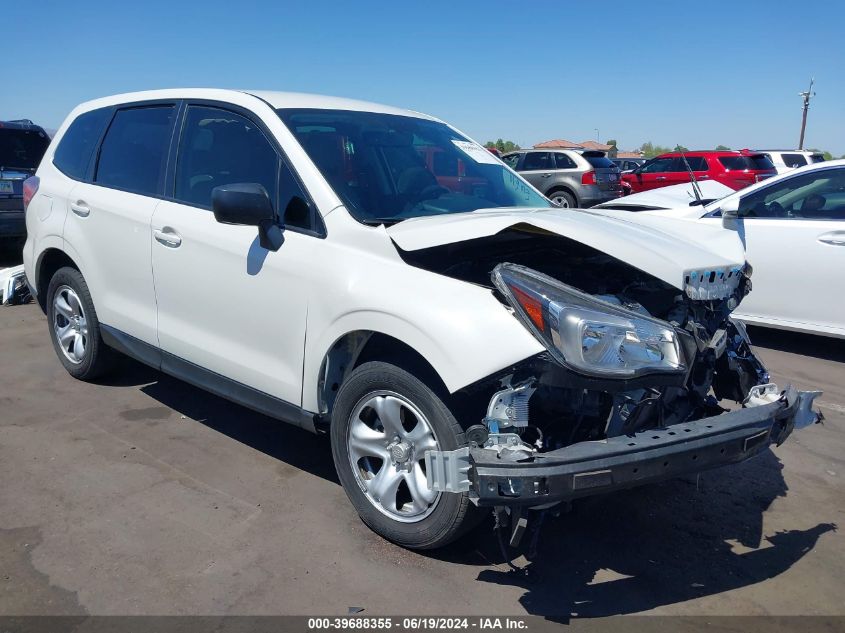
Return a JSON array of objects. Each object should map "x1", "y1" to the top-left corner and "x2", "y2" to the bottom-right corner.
[{"x1": 817, "y1": 401, "x2": 845, "y2": 414}]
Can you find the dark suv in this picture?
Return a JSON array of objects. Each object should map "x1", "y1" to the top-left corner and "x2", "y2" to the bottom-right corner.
[{"x1": 1, "y1": 119, "x2": 50, "y2": 243}]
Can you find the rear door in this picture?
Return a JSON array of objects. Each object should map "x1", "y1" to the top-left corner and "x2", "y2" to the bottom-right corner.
[
  {"x1": 516, "y1": 151, "x2": 555, "y2": 192},
  {"x1": 62, "y1": 103, "x2": 176, "y2": 345}
]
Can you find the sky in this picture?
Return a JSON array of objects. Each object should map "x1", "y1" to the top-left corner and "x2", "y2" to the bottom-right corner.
[{"x1": 3, "y1": 1, "x2": 844, "y2": 155}]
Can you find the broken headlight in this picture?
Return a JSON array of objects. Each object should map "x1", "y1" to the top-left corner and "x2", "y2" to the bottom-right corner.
[{"x1": 492, "y1": 263, "x2": 686, "y2": 378}]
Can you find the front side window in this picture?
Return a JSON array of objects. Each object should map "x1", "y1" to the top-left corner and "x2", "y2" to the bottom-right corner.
[
  {"x1": 640, "y1": 158, "x2": 673, "y2": 173},
  {"x1": 175, "y1": 106, "x2": 279, "y2": 211},
  {"x1": 277, "y1": 109, "x2": 549, "y2": 224},
  {"x1": 521, "y1": 152, "x2": 553, "y2": 171},
  {"x1": 671, "y1": 156, "x2": 708, "y2": 171},
  {"x1": 95, "y1": 105, "x2": 175, "y2": 196},
  {"x1": 737, "y1": 167, "x2": 845, "y2": 220},
  {"x1": 502, "y1": 153, "x2": 520, "y2": 169},
  {"x1": 54, "y1": 108, "x2": 111, "y2": 180}
]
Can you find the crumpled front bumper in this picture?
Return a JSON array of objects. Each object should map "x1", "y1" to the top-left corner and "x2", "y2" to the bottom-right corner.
[{"x1": 458, "y1": 385, "x2": 820, "y2": 507}]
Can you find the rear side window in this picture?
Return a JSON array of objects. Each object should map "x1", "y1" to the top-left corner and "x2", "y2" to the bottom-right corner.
[
  {"x1": 175, "y1": 105, "x2": 278, "y2": 210},
  {"x1": 95, "y1": 105, "x2": 175, "y2": 196},
  {"x1": 719, "y1": 155, "x2": 775, "y2": 171},
  {"x1": 53, "y1": 108, "x2": 111, "y2": 179},
  {"x1": 581, "y1": 152, "x2": 615, "y2": 168},
  {"x1": 810, "y1": 154, "x2": 825, "y2": 164},
  {"x1": 554, "y1": 153, "x2": 577, "y2": 169},
  {"x1": 782, "y1": 153, "x2": 808, "y2": 168},
  {"x1": 0, "y1": 128, "x2": 50, "y2": 171},
  {"x1": 502, "y1": 154, "x2": 520, "y2": 169}
]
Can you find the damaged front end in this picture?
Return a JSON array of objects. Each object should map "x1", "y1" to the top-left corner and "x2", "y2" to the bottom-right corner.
[{"x1": 410, "y1": 232, "x2": 822, "y2": 516}]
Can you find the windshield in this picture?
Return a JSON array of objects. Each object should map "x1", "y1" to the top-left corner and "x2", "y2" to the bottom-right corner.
[
  {"x1": 0, "y1": 128, "x2": 50, "y2": 170},
  {"x1": 277, "y1": 109, "x2": 550, "y2": 224}
]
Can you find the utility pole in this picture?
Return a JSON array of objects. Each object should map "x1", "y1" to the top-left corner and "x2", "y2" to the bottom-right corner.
[
  {"x1": 594, "y1": 128, "x2": 599, "y2": 142},
  {"x1": 798, "y1": 78, "x2": 815, "y2": 150}
]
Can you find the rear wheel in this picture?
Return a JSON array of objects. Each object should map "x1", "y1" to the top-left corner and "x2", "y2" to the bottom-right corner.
[
  {"x1": 46, "y1": 267, "x2": 113, "y2": 380},
  {"x1": 548, "y1": 189, "x2": 576, "y2": 208},
  {"x1": 330, "y1": 361, "x2": 479, "y2": 549}
]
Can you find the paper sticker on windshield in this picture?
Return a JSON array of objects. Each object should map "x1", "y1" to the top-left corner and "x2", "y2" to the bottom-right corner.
[{"x1": 452, "y1": 140, "x2": 500, "y2": 165}]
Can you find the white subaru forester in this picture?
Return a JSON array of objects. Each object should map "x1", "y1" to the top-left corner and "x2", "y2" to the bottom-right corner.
[{"x1": 23, "y1": 89, "x2": 820, "y2": 549}]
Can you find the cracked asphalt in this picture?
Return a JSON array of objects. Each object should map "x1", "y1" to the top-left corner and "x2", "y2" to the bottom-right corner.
[{"x1": 1, "y1": 298, "x2": 843, "y2": 618}]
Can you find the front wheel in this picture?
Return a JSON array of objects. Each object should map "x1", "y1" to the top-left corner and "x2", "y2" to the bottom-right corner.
[{"x1": 330, "y1": 361, "x2": 479, "y2": 549}]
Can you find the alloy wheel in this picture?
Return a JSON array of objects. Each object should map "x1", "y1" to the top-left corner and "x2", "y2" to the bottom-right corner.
[
  {"x1": 347, "y1": 391, "x2": 440, "y2": 522},
  {"x1": 52, "y1": 285, "x2": 88, "y2": 364}
]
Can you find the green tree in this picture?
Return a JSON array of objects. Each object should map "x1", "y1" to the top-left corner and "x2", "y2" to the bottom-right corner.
[
  {"x1": 639, "y1": 142, "x2": 673, "y2": 158},
  {"x1": 809, "y1": 148, "x2": 835, "y2": 161},
  {"x1": 714, "y1": 144, "x2": 731, "y2": 151},
  {"x1": 605, "y1": 139, "x2": 618, "y2": 148},
  {"x1": 485, "y1": 139, "x2": 520, "y2": 152}
]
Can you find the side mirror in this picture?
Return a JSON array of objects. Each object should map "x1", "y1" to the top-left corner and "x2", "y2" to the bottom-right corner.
[
  {"x1": 721, "y1": 197, "x2": 740, "y2": 229},
  {"x1": 212, "y1": 183, "x2": 284, "y2": 251}
]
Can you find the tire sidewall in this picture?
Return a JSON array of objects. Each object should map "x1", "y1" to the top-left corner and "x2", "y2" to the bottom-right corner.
[{"x1": 330, "y1": 361, "x2": 471, "y2": 549}]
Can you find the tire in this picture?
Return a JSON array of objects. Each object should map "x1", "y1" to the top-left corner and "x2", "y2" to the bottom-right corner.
[
  {"x1": 46, "y1": 266, "x2": 113, "y2": 380},
  {"x1": 548, "y1": 189, "x2": 577, "y2": 208},
  {"x1": 330, "y1": 361, "x2": 480, "y2": 549}
]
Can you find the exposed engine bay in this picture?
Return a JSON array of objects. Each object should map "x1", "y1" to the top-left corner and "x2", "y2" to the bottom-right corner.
[{"x1": 398, "y1": 227, "x2": 770, "y2": 455}]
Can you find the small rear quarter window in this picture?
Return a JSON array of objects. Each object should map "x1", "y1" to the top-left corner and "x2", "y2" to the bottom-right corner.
[{"x1": 53, "y1": 108, "x2": 112, "y2": 180}]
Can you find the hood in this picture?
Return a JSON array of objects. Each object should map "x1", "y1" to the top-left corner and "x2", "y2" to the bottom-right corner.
[
  {"x1": 594, "y1": 180, "x2": 734, "y2": 211},
  {"x1": 386, "y1": 207, "x2": 746, "y2": 291}
]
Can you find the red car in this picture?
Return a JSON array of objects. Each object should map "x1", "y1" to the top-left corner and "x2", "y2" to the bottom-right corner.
[{"x1": 621, "y1": 150, "x2": 776, "y2": 194}]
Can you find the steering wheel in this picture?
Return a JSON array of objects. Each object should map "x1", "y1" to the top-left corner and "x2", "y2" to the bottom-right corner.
[
  {"x1": 417, "y1": 184, "x2": 450, "y2": 201},
  {"x1": 767, "y1": 201, "x2": 786, "y2": 217}
]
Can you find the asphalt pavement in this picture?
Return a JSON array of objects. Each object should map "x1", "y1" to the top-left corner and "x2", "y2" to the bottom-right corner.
[{"x1": 1, "y1": 300, "x2": 843, "y2": 618}]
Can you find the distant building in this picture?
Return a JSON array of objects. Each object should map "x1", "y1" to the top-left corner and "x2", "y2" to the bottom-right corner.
[
  {"x1": 615, "y1": 150, "x2": 645, "y2": 159},
  {"x1": 534, "y1": 138, "x2": 619, "y2": 158}
]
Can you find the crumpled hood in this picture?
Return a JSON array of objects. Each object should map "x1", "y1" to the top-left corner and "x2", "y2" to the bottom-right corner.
[
  {"x1": 387, "y1": 207, "x2": 746, "y2": 291},
  {"x1": 594, "y1": 180, "x2": 734, "y2": 211}
]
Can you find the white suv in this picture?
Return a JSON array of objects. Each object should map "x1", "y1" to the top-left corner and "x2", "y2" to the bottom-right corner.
[
  {"x1": 23, "y1": 89, "x2": 820, "y2": 550},
  {"x1": 760, "y1": 150, "x2": 826, "y2": 174}
]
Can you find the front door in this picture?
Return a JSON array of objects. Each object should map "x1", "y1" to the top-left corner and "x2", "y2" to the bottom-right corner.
[{"x1": 151, "y1": 104, "x2": 318, "y2": 405}]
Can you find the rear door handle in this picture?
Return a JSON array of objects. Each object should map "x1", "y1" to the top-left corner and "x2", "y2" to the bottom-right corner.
[
  {"x1": 541, "y1": 173, "x2": 552, "y2": 178},
  {"x1": 656, "y1": 176, "x2": 667, "y2": 181},
  {"x1": 70, "y1": 202, "x2": 90, "y2": 217},
  {"x1": 153, "y1": 227, "x2": 182, "y2": 248}
]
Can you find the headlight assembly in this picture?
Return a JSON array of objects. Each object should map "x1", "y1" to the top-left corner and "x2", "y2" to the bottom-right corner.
[{"x1": 492, "y1": 263, "x2": 686, "y2": 378}]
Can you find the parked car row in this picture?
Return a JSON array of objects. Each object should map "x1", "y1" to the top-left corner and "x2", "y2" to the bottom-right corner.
[{"x1": 19, "y1": 89, "x2": 822, "y2": 551}]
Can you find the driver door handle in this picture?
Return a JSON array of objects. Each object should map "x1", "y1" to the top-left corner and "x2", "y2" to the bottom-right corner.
[
  {"x1": 656, "y1": 176, "x2": 667, "y2": 181},
  {"x1": 541, "y1": 173, "x2": 552, "y2": 178},
  {"x1": 153, "y1": 227, "x2": 182, "y2": 248}
]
